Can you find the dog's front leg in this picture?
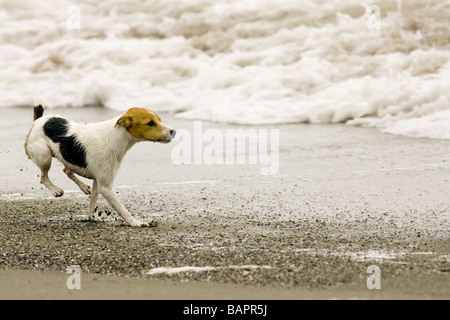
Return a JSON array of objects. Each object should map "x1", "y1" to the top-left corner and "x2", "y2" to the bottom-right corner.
[
  {"x1": 88, "y1": 180, "x2": 101, "y2": 222},
  {"x1": 98, "y1": 184, "x2": 147, "y2": 227}
]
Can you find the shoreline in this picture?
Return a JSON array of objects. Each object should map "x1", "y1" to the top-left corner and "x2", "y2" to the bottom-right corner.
[
  {"x1": 1, "y1": 268, "x2": 446, "y2": 300},
  {"x1": 1, "y1": 195, "x2": 449, "y2": 299},
  {"x1": 0, "y1": 107, "x2": 449, "y2": 299}
]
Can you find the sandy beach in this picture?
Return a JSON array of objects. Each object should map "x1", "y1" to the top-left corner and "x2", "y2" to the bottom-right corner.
[{"x1": 0, "y1": 107, "x2": 449, "y2": 300}]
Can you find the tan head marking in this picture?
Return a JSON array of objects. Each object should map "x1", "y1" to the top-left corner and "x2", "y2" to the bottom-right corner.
[{"x1": 115, "y1": 107, "x2": 172, "y2": 142}]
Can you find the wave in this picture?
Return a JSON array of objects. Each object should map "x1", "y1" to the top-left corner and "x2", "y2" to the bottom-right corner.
[{"x1": 0, "y1": 0, "x2": 449, "y2": 139}]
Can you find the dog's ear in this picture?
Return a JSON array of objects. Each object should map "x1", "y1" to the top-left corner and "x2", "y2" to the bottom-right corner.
[{"x1": 115, "y1": 116, "x2": 133, "y2": 128}]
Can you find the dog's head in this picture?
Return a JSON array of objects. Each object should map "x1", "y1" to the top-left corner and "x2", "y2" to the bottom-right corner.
[{"x1": 115, "y1": 107, "x2": 176, "y2": 143}]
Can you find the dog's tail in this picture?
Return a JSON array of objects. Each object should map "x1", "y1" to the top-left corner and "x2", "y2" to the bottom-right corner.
[{"x1": 33, "y1": 97, "x2": 45, "y2": 121}]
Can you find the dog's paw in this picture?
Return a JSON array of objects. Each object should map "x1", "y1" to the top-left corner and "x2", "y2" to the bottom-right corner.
[
  {"x1": 52, "y1": 187, "x2": 64, "y2": 197},
  {"x1": 80, "y1": 183, "x2": 91, "y2": 195},
  {"x1": 88, "y1": 213, "x2": 102, "y2": 222},
  {"x1": 134, "y1": 220, "x2": 158, "y2": 228}
]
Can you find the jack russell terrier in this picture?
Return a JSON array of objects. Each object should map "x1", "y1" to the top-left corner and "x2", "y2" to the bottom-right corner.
[{"x1": 25, "y1": 102, "x2": 176, "y2": 227}]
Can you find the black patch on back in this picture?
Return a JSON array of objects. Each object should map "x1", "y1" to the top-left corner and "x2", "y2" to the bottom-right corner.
[
  {"x1": 43, "y1": 117, "x2": 88, "y2": 168},
  {"x1": 43, "y1": 117, "x2": 68, "y2": 140}
]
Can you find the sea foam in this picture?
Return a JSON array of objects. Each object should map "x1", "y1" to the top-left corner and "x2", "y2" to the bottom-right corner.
[{"x1": 0, "y1": 0, "x2": 449, "y2": 139}]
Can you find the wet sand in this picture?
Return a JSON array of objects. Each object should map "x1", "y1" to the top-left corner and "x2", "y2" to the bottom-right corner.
[{"x1": 0, "y1": 107, "x2": 449, "y2": 299}]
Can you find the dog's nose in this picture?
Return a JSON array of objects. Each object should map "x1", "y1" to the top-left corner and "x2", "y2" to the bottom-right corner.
[{"x1": 170, "y1": 129, "x2": 176, "y2": 139}]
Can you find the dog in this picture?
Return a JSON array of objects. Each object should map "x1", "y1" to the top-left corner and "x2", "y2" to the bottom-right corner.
[{"x1": 24, "y1": 102, "x2": 176, "y2": 227}]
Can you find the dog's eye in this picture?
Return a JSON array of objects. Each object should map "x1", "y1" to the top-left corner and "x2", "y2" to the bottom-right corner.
[{"x1": 147, "y1": 120, "x2": 156, "y2": 126}]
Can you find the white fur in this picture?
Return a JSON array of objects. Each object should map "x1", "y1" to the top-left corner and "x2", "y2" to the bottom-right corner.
[{"x1": 26, "y1": 109, "x2": 175, "y2": 227}]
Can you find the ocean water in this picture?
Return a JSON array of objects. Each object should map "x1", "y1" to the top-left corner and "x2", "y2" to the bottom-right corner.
[{"x1": 1, "y1": 0, "x2": 449, "y2": 139}]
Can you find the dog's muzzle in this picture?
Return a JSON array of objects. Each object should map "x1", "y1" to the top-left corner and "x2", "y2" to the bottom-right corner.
[{"x1": 162, "y1": 128, "x2": 176, "y2": 143}]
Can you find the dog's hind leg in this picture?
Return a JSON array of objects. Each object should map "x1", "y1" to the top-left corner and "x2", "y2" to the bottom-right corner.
[
  {"x1": 40, "y1": 169, "x2": 64, "y2": 197},
  {"x1": 63, "y1": 167, "x2": 91, "y2": 195},
  {"x1": 26, "y1": 133, "x2": 64, "y2": 197},
  {"x1": 35, "y1": 148, "x2": 64, "y2": 197},
  {"x1": 88, "y1": 180, "x2": 100, "y2": 222}
]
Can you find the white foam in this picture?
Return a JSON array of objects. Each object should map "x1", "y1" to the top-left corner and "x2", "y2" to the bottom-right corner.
[
  {"x1": 1, "y1": 0, "x2": 449, "y2": 139},
  {"x1": 294, "y1": 248, "x2": 437, "y2": 262},
  {"x1": 146, "y1": 266, "x2": 216, "y2": 275},
  {"x1": 156, "y1": 180, "x2": 220, "y2": 185},
  {"x1": 146, "y1": 264, "x2": 271, "y2": 275}
]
